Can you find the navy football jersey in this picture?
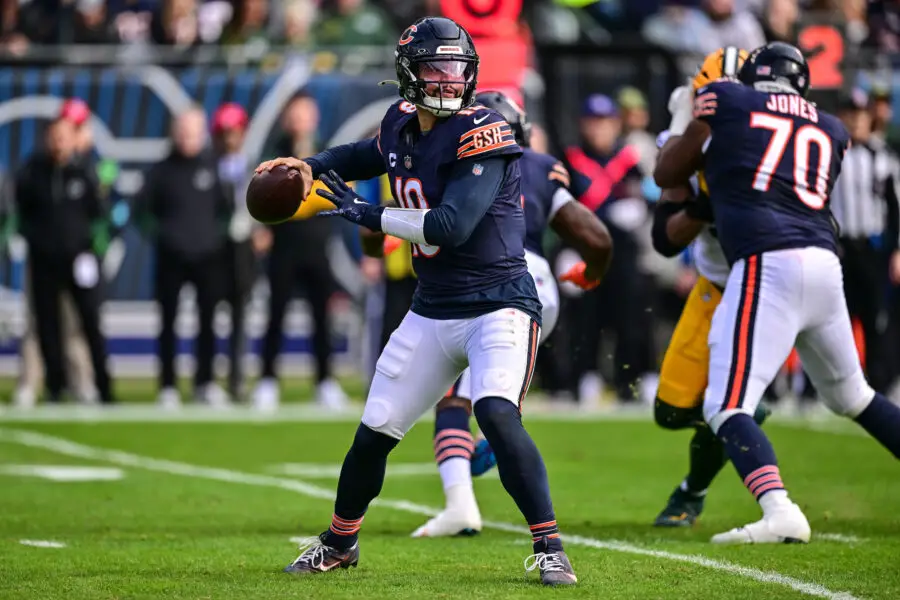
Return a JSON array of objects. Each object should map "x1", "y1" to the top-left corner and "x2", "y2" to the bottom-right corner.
[
  {"x1": 377, "y1": 100, "x2": 539, "y2": 321},
  {"x1": 696, "y1": 80, "x2": 850, "y2": 264},
  {"x1": 520, "y1": 148, "x2": 590, "y2": 257}
]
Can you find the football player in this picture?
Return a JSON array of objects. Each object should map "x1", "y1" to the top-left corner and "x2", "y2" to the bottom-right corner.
[
  {"x1": 650, "y1": 47, "x2": 772, "y2": 528},
  {"x1": 655, "y1": 42, "x2": 900, "y2": 544},
  {"x1": 403, "y1": 90, "x2": 613, "y2": 538},
  {"x1": 257, "y1": 17, "x2": 577, "y2": 583}
]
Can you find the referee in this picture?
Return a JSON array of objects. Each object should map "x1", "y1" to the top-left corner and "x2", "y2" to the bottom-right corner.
[{"x1": 830, "y1": 90, "x2": 900, "y2": 394}]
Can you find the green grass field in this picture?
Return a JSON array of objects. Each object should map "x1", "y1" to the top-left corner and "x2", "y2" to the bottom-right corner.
[{"x1": 0, "y1": 385, "x2": 897, "y2": 599}]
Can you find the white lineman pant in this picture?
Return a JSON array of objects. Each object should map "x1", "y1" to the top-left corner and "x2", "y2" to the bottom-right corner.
[
  {"x1": 364, "y1": 308, "x2": 541, "y2": 440},
  {"x1": 704, "y1": 247, "x2": 875, "y2": 432},
  {"x1": 451, "y1": 250, "x2": 557, "y2": 400}
]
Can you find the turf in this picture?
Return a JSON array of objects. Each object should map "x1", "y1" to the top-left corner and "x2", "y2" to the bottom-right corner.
[{"x1": 0, "y1": 393, "x2": 897, "y2": 599}]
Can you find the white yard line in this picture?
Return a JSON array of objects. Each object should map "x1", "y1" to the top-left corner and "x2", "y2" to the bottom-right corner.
[
  {"x1": 0, "y1": 427, "x2": 861, "y2": 600},
  {"x1": 0, "y1": 402, "x2": 862, "y2": 429}
]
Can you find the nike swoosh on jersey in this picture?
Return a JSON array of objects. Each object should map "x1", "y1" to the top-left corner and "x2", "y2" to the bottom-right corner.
[{"x1": 473, "y1": 115, "x2": 489, "y2": 124}]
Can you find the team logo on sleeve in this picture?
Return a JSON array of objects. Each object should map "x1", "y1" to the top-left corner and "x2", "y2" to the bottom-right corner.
[
  {"x1": 693, "y1": 91, "x2": 718, "y2": 118},
  {"x1": 472, "y1": 163, "x2": 483, "y2": 176}
]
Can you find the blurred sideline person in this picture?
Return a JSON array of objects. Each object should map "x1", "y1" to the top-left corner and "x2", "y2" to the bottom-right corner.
[
  {"x1": 14, "y1": 99, "x2": 99, "y2": 407},
  {"x1": 252, "y1": 91, "x2": 348, "y2": 411},
  {"x1": 14, "y1": 116, "x2": 114, "y2": 404},
  {"x1": 211, "y1": 102, "x2": 266, "y2": 401},
  {"x1": 135, "y1": 107, "x2": 232, "y2": 409}
]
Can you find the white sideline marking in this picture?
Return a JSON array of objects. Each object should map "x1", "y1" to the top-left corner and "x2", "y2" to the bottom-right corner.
[
  {"x1": 19, "y1": 539, "x2": 66, "y2": 548},
  {"x1": 816, "y1": 533, "x2": 866, "y2": 544},
  {"x1": 272, "y1": 462, "x2": 498, "y2": 480},
  {"x1": 0, "y1": 427, "x2": 861, "y2": 600},
  {"x1": 0, "y1": 402, "x2": 862, "y2": 429},
  {"x1": 0, "y1": 465, "x2": 124, "y2": 482}
]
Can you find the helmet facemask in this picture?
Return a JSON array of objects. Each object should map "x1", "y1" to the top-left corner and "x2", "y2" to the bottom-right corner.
[{"x1": 398, "y1": 55, "x2": 478, "y2": 117}]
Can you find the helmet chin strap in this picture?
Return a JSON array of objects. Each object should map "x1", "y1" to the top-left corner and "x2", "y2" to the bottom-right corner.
[{"x1": 419, "y1": 94, "x2": 463, "y2": 117}]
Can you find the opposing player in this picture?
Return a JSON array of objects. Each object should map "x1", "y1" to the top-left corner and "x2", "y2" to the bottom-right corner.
[
  {"x1": 650, "y1": 47, "x2": 771, "y2": 528},
  {"x1": 256, "y1": 17, "x2": 577, "y2": 583},
  {"x1": 655, "y1": 41, "x2": 900, "y2": 543},
  {"x1": 407, "y1": 90, "x2": 613, "y2": 538}
]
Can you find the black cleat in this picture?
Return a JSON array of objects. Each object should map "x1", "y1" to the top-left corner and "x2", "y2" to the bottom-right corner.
[
  {"x1": 283, "y1": 534, "x2": 359, "y2": 574},
  {"x1": 525, "y1": 538, "x2": 577, "y2": 586},
  {"x1": 653, "y1": 486, "x2": 705, "y2": 528}
]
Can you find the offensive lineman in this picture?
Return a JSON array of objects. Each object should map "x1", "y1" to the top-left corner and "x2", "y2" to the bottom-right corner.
[
  {"x1": 655, "y1": 42, "x2": 900, "y2": 543},
  {"x1": 650, "y1": 47, "x2": 770, "y2": 528},
  {"x1": 257, "y1": 17, "x2": 577, "y2": 583}
]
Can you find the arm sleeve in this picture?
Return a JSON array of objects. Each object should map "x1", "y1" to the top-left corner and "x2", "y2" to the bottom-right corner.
[
  {"x1": 304, "y1": 137, "x2": 386, "y2": 182},
  {"x1": 651, "y1": 200, "x2": 690, "y2": 257},
  {"x1": 422, "y1": 157, "x2": 507, "y2": 247}
]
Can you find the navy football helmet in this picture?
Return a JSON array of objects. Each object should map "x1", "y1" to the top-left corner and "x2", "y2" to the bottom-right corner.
[
  {"x1": 738, "y1": 41, "x2": 810, "y2": 98},
  {"x1": 395, "y1": 17, "x2": 479, "y2": 117},
  {"x1": 475, "y1": 90, "x2": 531, "y2": 147}
]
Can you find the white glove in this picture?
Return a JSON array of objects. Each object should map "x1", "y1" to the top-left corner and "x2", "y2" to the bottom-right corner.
[{"x1": 667, "y1": 83, "x2": 695, "y2": 136}]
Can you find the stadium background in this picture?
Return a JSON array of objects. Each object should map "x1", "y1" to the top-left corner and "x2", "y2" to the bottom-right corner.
[{"x1": 0, "y1": 0, "x2": 892, "y2": 387}]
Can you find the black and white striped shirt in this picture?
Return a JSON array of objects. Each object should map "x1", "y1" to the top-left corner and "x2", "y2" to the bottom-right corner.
[{"x1": 831, "y1": 137, "x2": 900, "y2": 247}]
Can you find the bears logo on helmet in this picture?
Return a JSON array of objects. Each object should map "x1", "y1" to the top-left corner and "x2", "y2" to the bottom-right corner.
[{"x1": 692, "y1": 46, "x2": 749, "y2": 91}]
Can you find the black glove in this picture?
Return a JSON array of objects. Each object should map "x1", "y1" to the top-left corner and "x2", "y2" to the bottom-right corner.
[
  {"x1": 316, "y1": 170, "x2": 384, "y2": 231},
  {"x1": 683, "y1": 193, "x2": 715, "y2": 223}
]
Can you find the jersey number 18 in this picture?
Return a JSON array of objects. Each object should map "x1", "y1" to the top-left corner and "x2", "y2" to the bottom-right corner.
[{"x1": 749, "y1": 113, "x2": 833, "y2": 210}]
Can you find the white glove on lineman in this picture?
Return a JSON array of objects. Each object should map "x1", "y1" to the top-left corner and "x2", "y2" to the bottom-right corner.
[{"x1": 667, "y1": 82, "x2": 695, "y2": 136}]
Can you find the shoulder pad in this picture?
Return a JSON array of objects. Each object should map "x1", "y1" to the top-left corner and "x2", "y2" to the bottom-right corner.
[
  {"x1": 451, "y1": 106, "x2": 520, "y2": 161},
  {"x1": 693, "y1": 80, "x2": 746, "y2": 120}
]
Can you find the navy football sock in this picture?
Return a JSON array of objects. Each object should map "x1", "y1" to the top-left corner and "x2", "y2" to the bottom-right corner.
[
  {"x1": 433, "y1": 404, "x2": 474, "y2": 490},
  {"x1": 684, "y1": 425, "x2": 727, "y2": 495},
  {"x1": 716, "y1": 413, "x2": 785, "y2": 503},
  {"x1": 473, "y1": 397, "x2": 562, "y2": 553},
  {"x1": 854, "y1": 393, "x2": 900, "y2": 459},
  {"x1": 684, "y1": 403, "x2": 769, "y2": 494},
  {"x1": 322, "y1": 424, "x2": 400, "y2": 550}
]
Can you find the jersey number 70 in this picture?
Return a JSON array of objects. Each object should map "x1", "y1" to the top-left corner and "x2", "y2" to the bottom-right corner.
[{"x1": 749, "y1": 113, "x2": 833, "y2": 209}]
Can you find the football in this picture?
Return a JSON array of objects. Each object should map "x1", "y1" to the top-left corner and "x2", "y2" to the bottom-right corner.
[{"x1": 246, "y1": 165, "x2": 308, "y2": 224}]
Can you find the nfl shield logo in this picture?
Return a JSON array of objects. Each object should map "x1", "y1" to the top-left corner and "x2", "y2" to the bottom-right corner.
[
  {"x1": 472, "y1": 163, "x2": 484, "y2": 176},
  {"x1": 404, "y1": 155, "x2": 412, "y2": 169}
]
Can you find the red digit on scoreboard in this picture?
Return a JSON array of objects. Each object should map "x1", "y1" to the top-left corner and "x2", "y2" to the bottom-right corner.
[{"x1": 798, "y1": 24, "x2": 844, "y2": 89}]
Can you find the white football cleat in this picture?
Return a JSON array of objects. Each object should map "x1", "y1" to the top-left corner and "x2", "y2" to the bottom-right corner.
[
  {"x1": 252, "y1": 377, "x2": 280, "y2": 412},
  {"x1": 411, "y1": 484, "x2": 482, "y2": 537},
  {"x1": 157, "y1": 387, "x2": 182, "y2": 411},
  {"x1": 316, "y1": 378, "x2": 349, "y2": 410},
  {"x1": 411, "y1": 508, "x2": 482, "y2": 538},
  {"x1": 711, "y1": 502, "x2": 811, "y2": 544}
]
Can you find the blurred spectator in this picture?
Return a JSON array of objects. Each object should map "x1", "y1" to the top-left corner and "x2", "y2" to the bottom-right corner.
[
  {"x1": 760, "y1": 0, "x2": 799, "y2": 43},
  {"x1": 870, "y1": 84, "x2": 898, "y2": 151},
  {"x1": 13, "y1": 117, "x2": 114, "y2": 405},
  {"x1": 617, "y1": 87, "x2": 657, "y2": 177},
  {"x1": 219, "y1": 0, "x2": 269, "y2": 47},
  {"x1": 867, "y1": 0, "x2": 900, "y2": 52},
  {"x1": 14, "y1": 99, "x2": 102, "y2": 408},
  {"x1": 211, "y1": 102, "x2": 261, "y2": 401},
  {"x1": 313, "y1": 0, "x2": 397, "y2": 47},
  {"x1": 72, "y1": 0, "x2": 121, "y2": 44},
  {"x1": 564, "y1": 94, "x2": 657, "y2": 403},
  {"x1": 253, "y1": 91, "x2": 349, "y2": 411},
  {"x1": 150, "y1": 0, "x2": 201, "y2": 47},
  {"x1": 643, "y1": 0, "x2": 764, "y2": 54},
  {"x1": 282, "y1": 0, "x2": 317, "y2": 47},
  {"x1": 830, "y1": 90, "x2": 900, "y2": 395},
  {"x1": 134, "y1": 107, "x2": 232, "y2": 409}
]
